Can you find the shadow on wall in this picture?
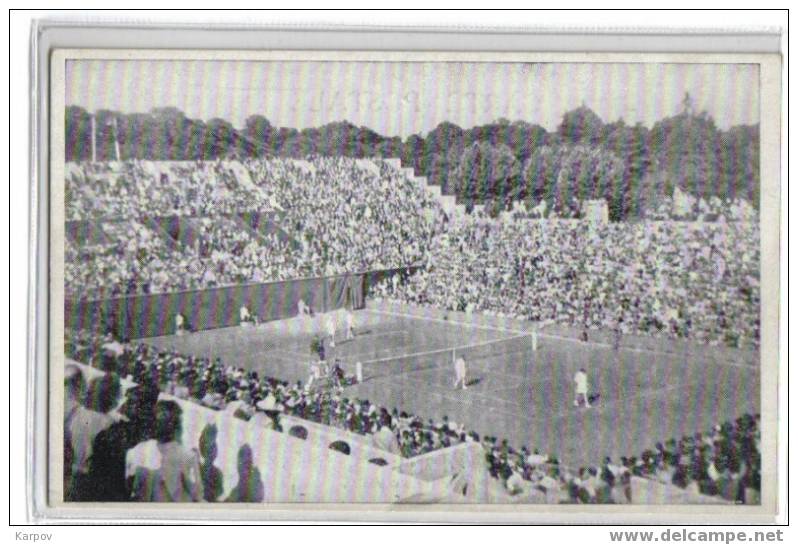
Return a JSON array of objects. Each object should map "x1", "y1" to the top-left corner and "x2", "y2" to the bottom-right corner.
[
  {"x1": 329, "y1": 440, "x2": 351, "y2": 455},
  {"x1": 225, "y1": 444, "x2": 265, "y2": 503},
  {"x1": 289, "y1": 425, "x2": 308, "y2": 440}
]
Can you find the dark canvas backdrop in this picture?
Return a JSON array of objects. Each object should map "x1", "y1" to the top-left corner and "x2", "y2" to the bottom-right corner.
[{"x1": 65, "y1": 267, "x2": 416, "y2": 339}]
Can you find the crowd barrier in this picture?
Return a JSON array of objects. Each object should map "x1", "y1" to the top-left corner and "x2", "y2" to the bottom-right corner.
[{"x1": 65, "y1": 267, "x2": 416, "y2": 339}]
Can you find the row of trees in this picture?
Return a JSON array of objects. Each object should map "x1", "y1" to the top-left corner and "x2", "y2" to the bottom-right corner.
[{"x1": 66, "y1": 94, "x2": 759, "y2": 220}]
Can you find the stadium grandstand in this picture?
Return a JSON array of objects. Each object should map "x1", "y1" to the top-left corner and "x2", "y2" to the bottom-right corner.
[{"x1": 63, "y1": 104, "x2": 761, "y2": 504}]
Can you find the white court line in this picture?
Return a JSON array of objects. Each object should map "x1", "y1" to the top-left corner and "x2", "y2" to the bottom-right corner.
[
  {"x1": 539, "y1": 333, "x2": 757, "y2": 370},
  {"x1": 329, "y1": 340, "x2": 424, "y2": 363},
  {"x1": 356, "y1": 342, "x2": 541, "y2": 385},
  {"x1": 399, "y1": 371, "x2": 554, "y2": 410},
  {"x1": 269, "y1": 336, "x2": 422, "y2": 369},
  {"x1": 368, "y1": 344, "x2": 545, "y2": 384},
  {"x1": 524, "y1": 383, "x2": 689, "y2": 425},
  {"x1": 496, "y1": 377, "x2": 684, "y2": 424},
  {"x1": 272, "y1": 329, "x2": 409, "y2": 361},
  {"x1": 383, "y1": 371, "x2": 705, "y2": 426},
  {"x1": 364, "y1": 307, "x2": 528, "y2": 335},
  {"x1": 482, "y1": 378, "x2": 554, "y2": 395},
  {"x1": 387, "y1": 373, "x2": 534, "y2": 415},
  {"x1": 357, "y1": 331, "x2": 532, "y2": 366},
  {"x1": 270, "y1": 347, "x2": 312, "y2": 361},
  {"x1": 360, "y1": 329, "x2": 408, "y2": 339},
  {"x1": 257, "y1": 349, "x2": 306, "y2": 368},
  {"x1": 334, "y1": 331, "x2": 422, "y2": 361},
  {"x1": 392, "y1": 368, "x2": 553, "y2": 402},
  {"x1": 364, "y1": 307, "x2": 757, "y2": 371}
]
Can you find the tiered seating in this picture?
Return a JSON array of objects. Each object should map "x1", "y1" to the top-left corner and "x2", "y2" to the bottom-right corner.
[
  {"x1": 65, "y1": 158, "x2": 444, "y2": 297},
  {"x1": 373, "y1": 216, "x2": 760, "y2": 348}
]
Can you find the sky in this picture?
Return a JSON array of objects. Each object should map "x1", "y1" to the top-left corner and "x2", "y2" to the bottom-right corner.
[{"x1": 66, "y1": 60, "x2": 760, "y2": 138}]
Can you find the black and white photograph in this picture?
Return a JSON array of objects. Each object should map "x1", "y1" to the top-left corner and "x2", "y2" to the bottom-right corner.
[{"x1": 47, "y1": 48, "x2": 781, "y2": 515}]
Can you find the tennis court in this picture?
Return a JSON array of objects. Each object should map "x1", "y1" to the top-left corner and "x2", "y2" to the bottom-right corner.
[{"x1": 144, "y1": 301, "x2": 760, "y2": 468}]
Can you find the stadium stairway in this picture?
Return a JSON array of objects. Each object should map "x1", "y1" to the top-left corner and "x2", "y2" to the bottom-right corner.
[
  {"x1": 237, "y1": 211, "x2": 302, "y2": 251},
  {"x1": 143, "y1": 216, "x2": 203, "y2": 252},
  {"x1": 139, "y1": 216, "x2": 182, "y2": 250},
  {"x1": 377, "y1": 158, "x2": 463, "y2": 218},
  {"x1": 65, "y1": 219, "x2": 117, "y2": 247}
]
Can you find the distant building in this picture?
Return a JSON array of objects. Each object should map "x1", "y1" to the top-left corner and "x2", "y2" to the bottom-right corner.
[
  {"x1": 672, "y1": 186, "x2": 695, "y2": 218},
  {"x1": 582, "y1": 199, "x2": 609, "y2": 224}
]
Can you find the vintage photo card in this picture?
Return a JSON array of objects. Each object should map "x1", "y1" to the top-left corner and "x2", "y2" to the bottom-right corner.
[{"x1": 43, "y1": 48, "x2": 781, "y2": 522}]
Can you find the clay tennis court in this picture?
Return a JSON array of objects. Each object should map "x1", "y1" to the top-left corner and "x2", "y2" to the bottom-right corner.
[{"x1": 144, "y1": 300, "x2": 760, "y2": 468}]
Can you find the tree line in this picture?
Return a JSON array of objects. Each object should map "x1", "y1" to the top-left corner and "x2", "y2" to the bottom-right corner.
[{"x1": 66, "y1": 95, "x2": 759, "y2": 221}]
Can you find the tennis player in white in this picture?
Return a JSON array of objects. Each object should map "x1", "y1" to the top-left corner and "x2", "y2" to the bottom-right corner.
[
  {"x1": 344, "y1": 310, "x2": 355, "y2": 341},
  {"x1": 239, "y1": 305, "x2": 251, "y2": 324},
  {"x1": 573, "y1": 368, "x2": 591, "y2": 408},
  {"x1": 307, "y1": 359, "x2": 320, "y2": 389},
  {"x1": 453, "y1": 354, "x2": 468, "y2": 390},
  {"x1": 175, "y1": 313, "x2": 185, "y2": 335},
  {"x1": 325, "y1": 314, "x2": 337, "y2": 347}
]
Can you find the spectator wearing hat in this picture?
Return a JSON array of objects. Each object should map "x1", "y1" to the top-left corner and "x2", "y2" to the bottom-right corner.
[{"x1": 127, "y1": 400, "x2": 203, "y2": 502}]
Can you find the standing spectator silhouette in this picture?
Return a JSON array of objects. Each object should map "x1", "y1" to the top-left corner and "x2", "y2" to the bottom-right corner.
[
  {"x1": 85, "y1": 384, "x2": 160, "y2": 501},
  {"x1": 198, "y1": 424, "x2": 224, "y2": 502},
  {"x1": 65, "y1": 374, "x2": 121, "y2": 501},
  {"x1": 63, "y1": 364, "x2": 86, "y2": 501}
]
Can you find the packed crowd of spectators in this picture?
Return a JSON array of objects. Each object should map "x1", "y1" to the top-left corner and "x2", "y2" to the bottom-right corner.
[
  {"x1": 65, "y1": 216, "x2": 300, "y2": 297},
  {"x1": 64, "y1": 328, "x2": 760, "y2": 504},
  {"x1": 245, "y1": 157, "x2": 443, "y2": 276},
  {"x1": 620, "y1": 413, "x2": 761, "y2": 504},
  {"x1": 188, "y1": 216, "x2": 300, "y2": 286},
  {"x1": 65, "y1": 158, "x2": 758, "y2": 349},
  {"x1": 65, "y1": 160, "x2": 271, "y2": 221},
  {"x1": 65, "y1": 220, "x2": 193, "y2": 296},
  {"x1": 492, "y1": 412, "x2": 761, "y2": 504},
  {"x1": 65, "y1": 158, "x2": 443, "y2": 297},
  {"x1": 371, "y1": 216, "x2": 760, "y2": 348}
]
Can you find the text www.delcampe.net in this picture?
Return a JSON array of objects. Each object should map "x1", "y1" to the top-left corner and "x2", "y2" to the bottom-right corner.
[{"x1": 609, "y1": 530, "x2": 784, "y2": 544}]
